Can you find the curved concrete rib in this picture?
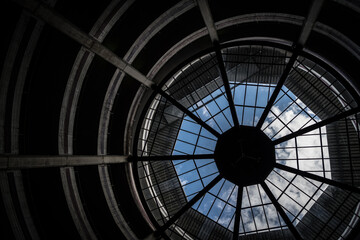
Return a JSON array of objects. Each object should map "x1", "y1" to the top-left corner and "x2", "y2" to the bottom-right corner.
[
  {"x1": 0, "y1": 172, "x2": 25, "y2": 240},
  {"x1": 60, "y1": 167, "x2": 97, "y2": 240},
  {"x1": 0, "y1": 10, "x2": 43, "y2": 239},
  {"x1": 56, "y1": 1, "x2": 137, "y2": 239},
  {"x1": 97, "y1": 1, "x2": 196, "y2": 236}
]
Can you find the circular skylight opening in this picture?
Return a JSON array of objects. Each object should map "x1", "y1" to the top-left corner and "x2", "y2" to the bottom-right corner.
[{"x1": 135, "y1": 44, "x2": 360, "y2": 240}]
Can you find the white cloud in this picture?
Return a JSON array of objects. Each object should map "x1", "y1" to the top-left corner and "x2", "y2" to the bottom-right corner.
[
  {"x1": 216, "y1": 199, "x2": 226, "y2": 210},
  {"x1": 260, "y1": 102, "x2": 332, "y2": 227},
  {"x1": 246, "y1": 185, "x2": 262, "y2": 206},
  {"x1": 242, "y1": 208, "x2": 256, "y2": 232},
  {"x1": 253, "y1": 208, "x2": 269, "y2": 230},
  {"x1": 219, "y1": 183, "x2": 235, "y2": 201},
  {"x1": 174, "y1": 85, "x2": 333, "y2": 233},
  {"x1": 180, "y1": 179, "x2": 188, "y2": 185},
  {"x1": 218, "y1": 216, "x2": 231, "y2": 225}
]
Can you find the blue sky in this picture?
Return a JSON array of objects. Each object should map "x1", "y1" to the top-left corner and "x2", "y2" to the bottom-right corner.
[{"x1": 172, "y1": 82, "x2": 331, "y2": 234}]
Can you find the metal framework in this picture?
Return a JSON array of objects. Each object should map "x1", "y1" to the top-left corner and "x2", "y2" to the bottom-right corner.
[
  {"x1": 4, "y1": 0, "x2": 360, "y2": 240},
  {"x1": 135, "y1": 44, "x2": 360, "y2": 240}
]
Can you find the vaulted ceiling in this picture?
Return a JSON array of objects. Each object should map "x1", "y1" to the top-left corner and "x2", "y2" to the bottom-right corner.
[{"x1": 2, "y1": 0, "x2": 360, "y2": 239}]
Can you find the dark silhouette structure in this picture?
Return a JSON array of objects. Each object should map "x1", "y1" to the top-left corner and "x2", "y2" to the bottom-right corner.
[{"x1": 1, "y1": 0, "x2": 360, "y2": 239}]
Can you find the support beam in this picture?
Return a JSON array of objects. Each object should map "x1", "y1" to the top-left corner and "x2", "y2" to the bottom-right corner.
[
  {"x1": 261, "y1": 182, "x2": 303, "y2": 240},
  {"x1": 134, "y1": 154, "x2": 214, "y2": 161},
  {"x1": 256, "y1": 50, "x2": 300, "y2": 129},
  {"x1": 196, "y1": 0, "x2": 218, "y2": 42},
  {"x1": 232, "y1": 186, "x2": 243, "y2": 240},
  {"x1": 154, "y1": 174, "x2": 222, "y2": 237},
  {"x1": 0, "y1": 155, "x2": 128, "y2": 170},
  {"x1": 12, "y1": 0, "x2": 154, "y2": 88},
  {"x1": 213, "y1": 43, "x2": 240, "y2": 127},
  {"x1": 275, "y1": 163, "x2": 360, "y2": 194},
  {"x1": 256, "y1": 0, "x2": 325, "y2": 129},
  {"x1": 298, "y1": 0, "x2": 325, "y2": 47},
  {"x1": 197, "y1": 0, "x2": 240, "y2": 126},
  {"x1": 156, "y1": 88, "x2": 221, "y2": 138},
  {"x1": 273, "y1": 107, "x2": 360, "y2": 145}
]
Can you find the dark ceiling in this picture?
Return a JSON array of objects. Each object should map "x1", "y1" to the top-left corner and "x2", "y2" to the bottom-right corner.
[{"x1": 1, "y1": 0, "x2": 360, "y2": 239}]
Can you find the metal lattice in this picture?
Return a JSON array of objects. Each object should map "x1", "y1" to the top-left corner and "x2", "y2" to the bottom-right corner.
[{"x1": 135, "y1": 45, "x2": 360, "y2": 240}]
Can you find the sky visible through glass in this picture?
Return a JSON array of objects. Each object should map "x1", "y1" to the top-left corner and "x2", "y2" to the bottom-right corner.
[{"x1": 172, "y1": 82, "x2": 331, "y2": 235}]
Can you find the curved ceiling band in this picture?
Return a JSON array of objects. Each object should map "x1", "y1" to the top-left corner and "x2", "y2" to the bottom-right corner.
[{"x1": 2, "y1": 0, "x2": 360, "y2": 239}]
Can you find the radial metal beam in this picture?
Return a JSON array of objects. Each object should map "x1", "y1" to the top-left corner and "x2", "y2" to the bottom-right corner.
[
  {"x1": 134, "y1": 154, "x2": 214, "y2": 161},
  {"x1": 273, "y1": 107, "x2": 360, "y2": 145},
  {"x1": 214, "y1": 42, "x2": 240, "y2": 127},
  {"x1": 156, "y1": 88, "x2": 221, "y2": 138},
  {"x1": 232, "y1": 186, "x2": 243, "y2": 240},
  {"x1": 261, "y1": 182, "x2": 303, "y2": 240},
  {"x1": 275, "y1": 163, "x2": 360, "y2": 194},
  {"x1": 256, "y1": 0, "x2": 325, "y2": 129},
  {"x1": 197, "y1": 0, "x2": 239, "y2": 127},
  {"x1": 256, "y1": 50, "x2": 299, "y2": 129},
  {"x1": 12, "y1": 0, "x2": 154, "y2": 88},
  {"x1": 298, "y1": 0, "x2": 326, "y2": 47},
  {"x1": 0, "y1": 155, "x2": 128, "y2": 170},
  {"x1": 196, "y1": 0, "x2": 218, "y2": 42},
  {"x1": 154, "y1": 174, "x2": 222, "y2": 237}
]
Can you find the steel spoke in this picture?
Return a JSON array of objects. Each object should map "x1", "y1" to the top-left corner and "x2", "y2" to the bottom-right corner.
[
  {"x1": 273, "y1": 107, "x2": 360, "y2": 145},
  {"x1": 133, "y1": 154, "x2": 214, "y2": 162},
  {"x1": 261, "y1": 182, "x2": 303, "y2": 240},
  {"x1": 14, "y1": 0, "x2": 154, "y2": 88},
  {"x1": 197, "y1": 0, "x2": 239, "y2": 127},
  {"x1": 275, "y1": 163, "x2": 360, "y2": 194},
  {"x1": 298, "y1": 0, "x2": 326, "y2": 47},
  {"x1": 155, "y1": 88, "x2": 220, "y2": 138},
  {"x1": 257, "y1": 0, "x2": 325, "y2": 129},
  {"x1": 256, "y1": 50, "x2": 299, "y2": 129},
  {"x1": 0, "y1": 155, "x2": 128, "y2": 170},
  {"x1": 214, "y1": 42, "x2": 240, "y2": 126},
  {"x1": 155, "y1": 174, "x2": 222, "y2": 236},
  {"x1": 232, "y1": 186, "x2": 243, "y2": 240}
]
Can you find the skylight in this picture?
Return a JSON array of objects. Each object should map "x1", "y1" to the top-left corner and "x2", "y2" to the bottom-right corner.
[
  {"x1": 172, "y1": 82, "x2": 331, "y2": 234},
  {"x1": 136, "y1": 45, "x2": 360, "y2": 240}
]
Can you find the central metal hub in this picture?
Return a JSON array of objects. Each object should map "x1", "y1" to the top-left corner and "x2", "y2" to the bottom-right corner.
[{"x1": 214, "y1": 126, "x2": 275, "y2": 186}]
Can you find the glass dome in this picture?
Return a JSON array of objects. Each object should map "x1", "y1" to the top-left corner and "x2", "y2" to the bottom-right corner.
[{"x1": 135, "y1": 44, "x2": 360, "y2": 240}]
